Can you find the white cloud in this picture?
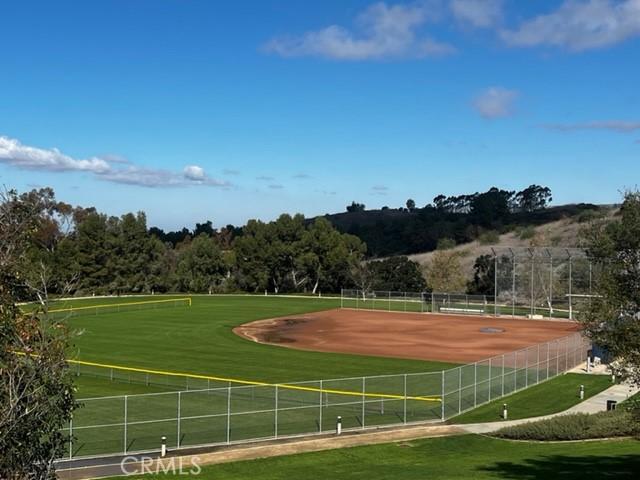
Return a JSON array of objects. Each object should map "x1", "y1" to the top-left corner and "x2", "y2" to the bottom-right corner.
[
  {"x1": 256, "y1": 175, "x2": 275, "y2": 181},
  {"x1": 472, "y1": 86, "x2": 518, "y2": 118},
  {"x1": 268, "y1": 184, "x2": 284, "y2": 190},
  {"x1": 264, "y1": 2, "x2": 455, "y2": 60},
  {"x1": 500, "y1": 0, "x2": 640, "y2": 51},
  {"x1": 0, "y1": 135, "x2": 229, "y2": 189},
  {"x1": 541, "y1": 120, "x2": 640, "y2": 132},
  {"x1": 450, "y1": 0, "x2": 503, "y2": 28},
  {"x1": 183, "y1": 165, "x2": 206, "y2": 181},
  {"x1": 0, "y1": 136, "x2": 110, "y2": 173}
]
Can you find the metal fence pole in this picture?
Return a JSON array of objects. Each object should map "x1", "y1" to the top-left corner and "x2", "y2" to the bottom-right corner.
[
  {"x1": 512, "y1": 253, "x2": 516, "y2": 318},
  {"x1": 403, "y1": 374, "x2": 407, "y2": 424},
  {"x1": 69, "y1": 417, "x2": 73, "y2": 459},
  {"x1": 274, "y1": 385, "x2": 278, "y2": 438},
  {"x1": 340, "y1": 288, "x2": 344, "y2": 309},
  {"x1": 525, "y1": 349, "x2": 529, "y2": 388},
  {"x1": 547, "y1": 342, "x2": 550, "y2": 379},
  {"x1": 226, "y1": 386, "x2": 231, "y2": 444},
  {"x1": 488, "y1": 358, "x2": 492, "y2": 402},
  {"x1": 123, "y1": 395, "x2": 128, "y2": 454},
  {"x1": 441, "y1": 370, "x2": 445, "y2": 420},
  {"x1": 177, "y1": 392, "x2": 181, "y2": 448},
  {"x1": 494, "y1": 253, "x2": 498, "y2": 316},
  {"x1": 501, "y1": 354, "x2": 505, "y2": 397},
  {"x1": 362, "y1": 377, "x2": 366, "y2": 429},
  {"x1": 473, "y1": 363, "x2": 477, "y2": 407},
  {"x1": 537, "y1": 344, "x2": 540, "y2": 384},
  {"x1": 319, "y1": 380, "x2": 323, "y2": 432},
  {"x1": 458, "y1": 367, "x2": 462, "y2": 414}
]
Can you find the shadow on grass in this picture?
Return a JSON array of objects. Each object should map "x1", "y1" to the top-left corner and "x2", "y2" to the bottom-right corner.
[{"x1": 480, "y1": 453, "x2": 640, "y2": 479}]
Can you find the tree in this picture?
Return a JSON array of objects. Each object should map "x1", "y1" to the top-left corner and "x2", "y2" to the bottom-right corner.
[
  {"x1": 426, "y1": 250, "x2": 466, "y2": 293},
  {"x1": 406, "y1": 199, "x2": 416, "y2": 211},
  {"x1": 346, "y1": 201, "x2": 366, "y2": 213},
  {"x1": 515, "y1": 185, "x2": 552, "y2": 212},
  {"x1": 369, "y1": 256, "x2": 427, "y2": 292},
  {"x1": 467, "y1": 254, "x2": 495, "y2": 295},
  {"x1": 579, "y1": 191, "x2": 640, "y2": 386},
  {"x1": 1, "y1": 189, "x2": 76, "y2": 479},
  {"x1": 175, "y1": 234, "x2": 227, "y2": 293}
]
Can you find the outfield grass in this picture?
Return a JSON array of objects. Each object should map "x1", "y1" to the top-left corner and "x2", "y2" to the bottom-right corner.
[
  {"x1": 65, "y1": 295, "x2": 457, "y2": 392},
  {"x1": 108, "y1": 434, "x2": 640, "y2": 480},
  {"x1": 450, "y1": 373, "x2": 613, "y2": 424}
]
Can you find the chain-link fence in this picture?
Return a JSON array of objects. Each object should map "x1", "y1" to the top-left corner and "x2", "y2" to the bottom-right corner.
[
  {"x1": 63, "y1": 332, "x2": 589, "y2": 460},
  {"x1": 343, "y1": 248, "x2": 598, "y2": 320}
]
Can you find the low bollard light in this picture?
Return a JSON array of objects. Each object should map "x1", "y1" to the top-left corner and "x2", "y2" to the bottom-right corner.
[
  {"x1": 161, "y1": 436, "x2": 167, "y2": 457},
  {"x1": 502, "y1": 403, "x2": 508, "y2": 420},
  {"x1": 579, "y1": 384, "x2": 584, "y2": 400},
  {"x1": 336, "y1": 416, "x2": 342, "y2": 435}
]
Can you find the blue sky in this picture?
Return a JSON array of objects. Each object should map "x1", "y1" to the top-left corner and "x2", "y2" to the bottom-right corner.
[{"x1": 1, "y1": 0, "x2": 639, "y2": 230}]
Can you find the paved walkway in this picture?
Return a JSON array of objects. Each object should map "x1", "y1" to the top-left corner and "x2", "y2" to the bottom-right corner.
[
  {"x1": 57, "y1": 381, "x2": 639, "y2": 480},
  {"x1": 462, "y1": 382, "x2": 639, "y2": 434}
]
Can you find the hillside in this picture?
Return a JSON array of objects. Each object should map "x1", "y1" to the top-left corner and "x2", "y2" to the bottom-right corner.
[
  {"x1": 323, "y1": 199, "x2": 609, "y2": 258},
  {"x1": 406, "y1": 207, "x2": 617, "y2": 277}
]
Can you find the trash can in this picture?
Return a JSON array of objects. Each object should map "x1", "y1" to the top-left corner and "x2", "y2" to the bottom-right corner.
[{"x1": 606, "y1": 400, "x2": 617, "y2": 411}]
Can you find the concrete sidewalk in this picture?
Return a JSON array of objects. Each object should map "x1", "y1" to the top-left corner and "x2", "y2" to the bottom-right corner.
[{"x1": 462, "y1": 382, "x2": 639, "y2": 434}]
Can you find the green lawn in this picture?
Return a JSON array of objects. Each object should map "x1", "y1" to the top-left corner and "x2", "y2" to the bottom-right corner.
[
  {"x1": 108, "y1": 434, "x2": 640, "y2": 480},
  {"x1": 65, "y1": 295, "x2": 456, "y2": 391},
  {"x1": 62, "y1": 295, "x2": 452, "y2": 458},
  {"x1": 450, "y1": 373, "x2": 613, "y2": 424}
]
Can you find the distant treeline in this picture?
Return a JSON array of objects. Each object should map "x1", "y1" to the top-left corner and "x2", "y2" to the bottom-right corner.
[
  {"x1": 329, "y1": 185, "x2": 600, "y2": 257},
  {"x1": 5, "y1": 185, "x2": 602, "y2": 299}
]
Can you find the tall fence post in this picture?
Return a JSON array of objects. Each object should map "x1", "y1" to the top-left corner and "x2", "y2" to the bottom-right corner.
[
  {"x1": 362, "y1": 377, "x2": 366, "y2": 429},
  {"x1": 226, "y1": 386, "x2": 231, "y2": 444},
  {"x1": 537, "y1": 344, "x2": 540, "y2": 384},
  {"x1": 274, "y1": 385, "x2": 278, "y2": 438},
  {"x1": 488, "y1": 358, "x2": 492, "y2": 402},
  {"x1": 69, "y1": 417, "x2": 73, "y2": 459},
  {"x1": 177, "y1": 391, "x2": 181, "y2": 448},
  {"x1": 458, "y1": 368, "x2": 462, "y2": 414},
  {"x1": 441, "y1": 370, "x2": 445, "y2": 420},
  {"x1": 403, "y1": 374, "x2": 407, "y2": 424},
  {"x1": 319, "y1": 380, "x2": 323, "y2": 432},
  {"x1": 547, "y1": 342, "x2": 550, "y2": 379},
  {"x1": 340, "y1": 288, "x2": 344, "y2": 309},
  {"x1": 501, "y1": 354, "x2": 505, "y2": 397},
  {"x1": 123, "y1": 395, "x2": 128, "y2": 454},
  {"x1": 473, "y1": 363, "x2": 477, "y2": 407}
]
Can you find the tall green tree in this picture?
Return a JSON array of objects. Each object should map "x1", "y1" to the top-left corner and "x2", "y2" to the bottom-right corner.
[
  {"x1": 1, "y1": 189, "x2": 76, "y2": 479},
  {"x1": 369, "y1": 256, "x2": 427, "y2": 292},
  {"x1": 580, "y1": 191, "x2": 640, "y2": 386},
  {"x1": 175, "y1": 234, "x2": 227, "y2": 293}
]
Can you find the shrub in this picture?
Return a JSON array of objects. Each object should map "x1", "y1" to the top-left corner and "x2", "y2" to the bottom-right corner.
[
  {"x1": 478, "y1": 230, "x2": 500, "y2": 245},
  {"x1": 516, "y1": 226, "x2": 536, "y2": 240},
  {"x1": 437, "y1": 238, "x2": 456, "y2": 250},
  {"x1": 493, "y1": 410, "x2": 639, "y2": 441}
]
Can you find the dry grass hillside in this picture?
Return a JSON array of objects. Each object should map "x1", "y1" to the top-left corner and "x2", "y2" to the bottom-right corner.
[{"x1": 407, "y1": 207, "x2": 618, "y2": 278}]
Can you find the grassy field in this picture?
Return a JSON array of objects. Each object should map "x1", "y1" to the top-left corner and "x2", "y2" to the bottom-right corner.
[
  {"x1": 58, "y1": 295, "x2": 452, "y2": 458},
  {"x1": 45, "y1": 295, "x2": 585, "y2": 459},
  {"x1": 62, "y1": 295, "x2": 457, "y2": 393},
  {"x1": 451, "y1": 373, "x2": 613, "y2": 424},
  {"x1": 110, "y1": 434, "x2": 640, "y2": 479}
]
